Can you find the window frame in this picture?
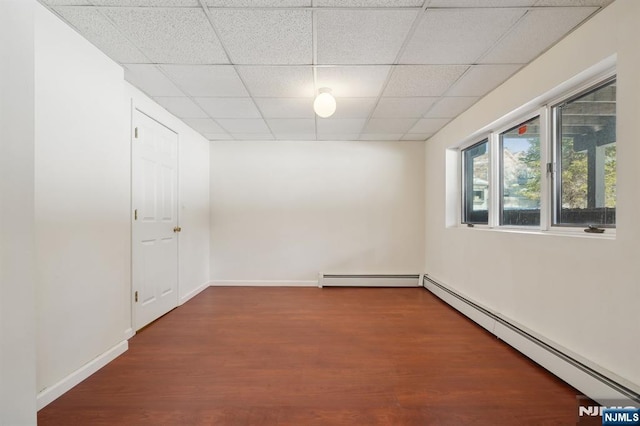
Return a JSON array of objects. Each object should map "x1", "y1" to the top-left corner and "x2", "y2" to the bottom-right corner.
[
  {"x1": 549, "y1": 75, "x2": 617, "y2": 230},
  {"x1": 461, "y1": 138, "x2": 491, "y2": 226},
  {"x1": 456, "y1": 66, "x2": 616, "y2": 237},
  {"x1": 497, "y1": 112, "x2": 544, "y2": 228}
]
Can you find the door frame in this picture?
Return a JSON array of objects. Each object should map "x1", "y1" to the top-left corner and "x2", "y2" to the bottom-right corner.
[{"x1": 129, "y1": 100, "x2": 181, "y2": 332}]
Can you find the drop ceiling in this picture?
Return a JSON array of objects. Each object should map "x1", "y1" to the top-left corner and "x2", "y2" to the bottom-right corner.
[{"x1": 39, "y1": 0, "x2": 614, "y2": 142}]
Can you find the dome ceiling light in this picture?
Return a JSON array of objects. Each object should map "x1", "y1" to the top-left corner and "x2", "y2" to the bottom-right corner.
[{"x1": 313, "y1": 87, "x2": 336, "y2": 118}]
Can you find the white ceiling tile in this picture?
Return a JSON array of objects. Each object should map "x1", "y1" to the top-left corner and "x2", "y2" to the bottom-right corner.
[
  {"x1": 446, "y1": 64, "x2": 522, "y2": 97},
  {"x1": 43, "y1": 0, "x2": 90, "y2": 5},
  {"x1": 210, "y1": 9, "x2": 312, "y2": 64},
  {"x1": 480, "y1": 8, "x2": 597, "y2": 64},
  {"x1": 124, "y1": 64, "x2": 184, "y2": 97},
  {"x1": 331, "y1": 98, "x2": 377, "y2": 119},
  {"x1": 408, "y1": 118, "x2": 450, "y2": 134},
  {"x1": 204, "y1": 133, "x2": 232, "y2": 140},
  {"x1": 238, "y1": 66, "x2": 314, "y2": 98},
  {"x1": 154, "y1": 97, "x2": 208, "y2": 118},
  {"x1": 254, "y1": 98, "x2": 315, "y2": 118},
  {"x1": 232, "y1": 133, "x2": 275, "y2": 140},
  {"x1": 316, "y1": 66, "x2": 391, "y2": 97},
  {"x1": 275, "y1": 134, "x2": 317, "y2": 141},
  {"x1": 534, "y1": 0, "x2": 613, "y2": 6},
  {"x1": 101, "y1": 8, "x2": 228, "y2": 64},
  {"x1": 267, "y1": 119, "x2": 316, "y2": 134},
  {"x1": 359, "y1": 134, "x2": 405, "y2": 141},
  {"x1": 53, "y1": 7, "x2": 148, "y2": 63},
  {"x1": 195, "y1": 98, "x2": 261, "y2": 118},
  {"x1": 183, "y1": 118, "x2": 226, "y2": 134},
  {"x1": 208, "y1": 0, "x2": 310, "y2": 5},
  {"x1": 161, "y1": 65, "x2": 249, "y2": 97},
  {"x1": 314, "y1": 0, "x2": 423, "y2": 6},
  {"x1": 400, "y1": 8, "x2": 526, "y2": 64},
  {"x1": 91, "y1": 0, "x2": 198, "y2": 5},
  {"x1": 401, "y1": 133, "x2": 432, "y2": 140},
  {"x1": 317, "y1": 134, "x2": 360, "y2": 141},
  {"x1": 373, "y1": 97, "x2": 438, "y2": 118},
  {"x1": 317, "y1": 119, "x2": 366, "y2": 134},
  {"x1": 383, "y1": 65, "x2": 468, "y2": 97},
  {"x1": 428, "y1": 0, "x2": 535, "y2": 6},
  {"x1": 364, "y1": 118, "x2": 417, "y2": 133},
  {"x1": 316, "y1": 10, "x2": 417, "y2": 64},
  {"x1": 424, "y1": 96, "x2": 478, "y2": 118},
  {"x1": 217, "y1": 119, "x2": 271, "y2": 133}
]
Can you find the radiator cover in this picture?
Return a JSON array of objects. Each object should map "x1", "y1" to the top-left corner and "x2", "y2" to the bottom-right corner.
[
  {"x1": 423, "y1": 274, "x2": 640, "y2": 406},
  {"x1": 319, "y1": 274, "x2": 422, "y2": 288}
]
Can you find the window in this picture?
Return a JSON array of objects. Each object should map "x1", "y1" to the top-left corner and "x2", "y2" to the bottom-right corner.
[
  {"x1": 500, "y1": 116, "x2": 541, "y2": 226},
  {"x1": 552, "y1": 78, "x2": 616, "y2": 227},
  {"x1": 458, "y1": 71, "x2": 616, "y2": 234},
  {"x1": 462, "y1": 139, "x2": 489, "y2": 224}
]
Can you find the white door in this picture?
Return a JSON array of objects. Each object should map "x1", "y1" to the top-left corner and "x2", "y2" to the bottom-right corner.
[{"x1": 132, "y1": 109, "x2": 179, "y2": 330}]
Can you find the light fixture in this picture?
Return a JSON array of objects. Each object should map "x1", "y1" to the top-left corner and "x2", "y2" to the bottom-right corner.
[{"x1": 313, "y1": 87, "x2": 336, "y2": 118}]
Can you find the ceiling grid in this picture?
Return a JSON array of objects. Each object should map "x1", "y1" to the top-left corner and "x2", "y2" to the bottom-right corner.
[{"x1": 41, "y1": 0, "x2": 614, "y2": 142}]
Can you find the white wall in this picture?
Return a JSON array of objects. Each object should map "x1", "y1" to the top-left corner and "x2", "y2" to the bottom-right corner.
[
  {"x1": 125, "y1": 83, "x2": 211, "y2": 303},
  {"x1": 0, "y1": 0, "x2": 38, "y2": 424},
  {"x1": 33, "y1": 5, "x2": 211, "y2": 407},
  {"x1": 424, "y1": 0, "x2": 640, "y2": 392},
  {"x1": 34, "y1": 3, "x2": 131, "y2": 396},
  {"x1": 210, "y1": 140, "x2": 425, "y2": 284}
]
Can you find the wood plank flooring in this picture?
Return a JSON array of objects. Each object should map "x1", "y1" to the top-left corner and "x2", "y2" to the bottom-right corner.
[{"x1": 38, "y1": 287, "x2": 581, "y2": 425}]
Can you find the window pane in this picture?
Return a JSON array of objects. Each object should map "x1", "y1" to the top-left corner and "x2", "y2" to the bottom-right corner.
[
  {"x1": 500, "y1": 116, "x2": 541, "y2": 226},
  {"x1": 555, "y1": 79, "x2": 616, "y2": 226},
  {"x1": 462, "y1": 140, "x2": 489, "y2": 224}
]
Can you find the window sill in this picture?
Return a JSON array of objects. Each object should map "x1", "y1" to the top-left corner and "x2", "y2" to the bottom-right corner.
[{"x1": 457, "y1": 224, "x2": 616, "y2": 240}]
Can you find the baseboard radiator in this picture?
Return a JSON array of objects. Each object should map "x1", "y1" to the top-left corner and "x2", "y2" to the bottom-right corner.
[
  {"x1": 423, "y1": 274, "x2": 640, "y2": 406},
  {"x1": 319, "y1": 273, "x2": 422, "y2": 288}
]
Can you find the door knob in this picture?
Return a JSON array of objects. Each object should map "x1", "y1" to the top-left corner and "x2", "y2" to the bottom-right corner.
[{"x1": 173, "y1": 226, "x2": 182, "y2": 233}]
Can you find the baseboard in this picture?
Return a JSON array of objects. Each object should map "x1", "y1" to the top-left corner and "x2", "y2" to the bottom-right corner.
[
  {"x1": 425, "y1": 276, "x2": 496, "y2": 333},
  {"x1": 37, "y1": 340, "x2": 128, "y2": 410},
  {"x1": 180, "y1": 281, "x2": 211, "y2": 305},
  {"x1": 124, "y1": 327, "x2": 134, "y2": 340},
  {"x1": 210, "y1": 280, "x2": 318, "y2": 287},
  {"x1": 423, "y1": 274, "x2": 640, "y2": 405}
]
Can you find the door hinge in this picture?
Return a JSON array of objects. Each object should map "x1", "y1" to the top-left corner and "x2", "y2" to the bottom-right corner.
[
  {"x1": 134, "y1": 209, "x2": 137, "y2": 220},
  {"x1": 135, "y1": 291, "x2": 138, "y2": 302},
  {"x1": 546, "y1": 162, "x2": 554, "y2": 175},
  {"x1": 134, "y1": 127, "x2": 139, "y2": 138}
]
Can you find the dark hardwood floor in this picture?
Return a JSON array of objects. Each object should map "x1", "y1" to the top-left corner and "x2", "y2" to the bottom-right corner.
[{"x1": 38, "y1": 287, "x2": 581, "y2": 425}]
